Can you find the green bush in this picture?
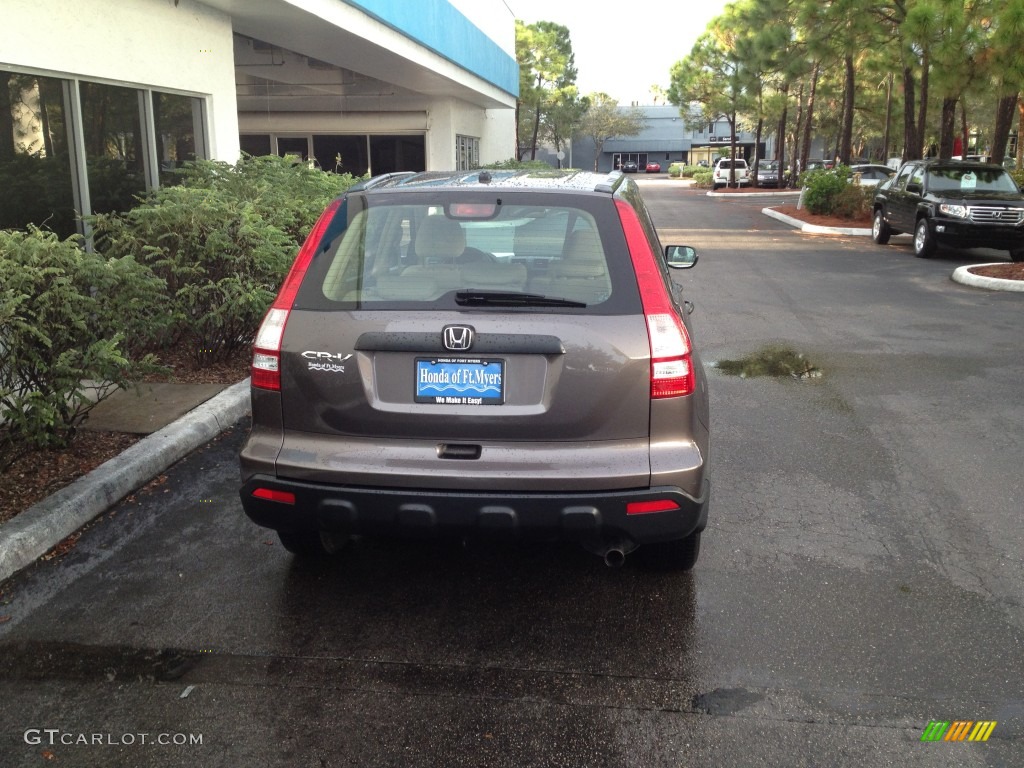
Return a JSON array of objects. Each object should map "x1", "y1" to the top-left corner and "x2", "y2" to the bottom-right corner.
[
  {"x1": 832, "y1": 184, "x2": 874, "y2": 220},
  {"x1": 1011, "y1": 168, "x2": 1024, "y2": 189},
  {"x1": 89, "y1": 187, "x2": 296, "y2": 365},
  {"x1": 170, "y1": 155, "x2": 359, "y2": 244},
  {"x1": 0, "y1": 227, "x2": 163, "y2": 468},
  {"x1": 669, "y1": 163, "x2": 703, "y2": 178},
  {"x1": 90, "y1": 156, "x2": 363, "y2": 366},
  {"x1": 692, "y1": 169, "x2": 714, "y2": 188},
  {"x1": 800, "y1": 166, "x2": 851, "y2": 215},
  {"x1": 482, "y1": 158, "x2": 556, "y2": 171}
]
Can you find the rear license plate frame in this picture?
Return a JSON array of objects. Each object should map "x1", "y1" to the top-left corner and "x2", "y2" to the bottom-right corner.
[{"x1": 414, "y1": 357, "x2": 505, "y2": 405}]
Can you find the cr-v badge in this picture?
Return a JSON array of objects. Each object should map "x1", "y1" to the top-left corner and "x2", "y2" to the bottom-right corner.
[{"x1": 302, "y1": 350, "x2": 352, "y2": 373}]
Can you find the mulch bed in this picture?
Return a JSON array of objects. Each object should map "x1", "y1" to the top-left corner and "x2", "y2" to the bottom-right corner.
[
  {"x1": 0, "y1": 431, "x2": 142, "y2": 526},
  {"x1": 771, "y1": 202, "x2": 871, "y2": 229},
  {"x1": 967, "y1": 262, "x2": 1024, "y2": 280},
  {"x1": 1, "y1": 348, "x2": 250, "y2": 526}
]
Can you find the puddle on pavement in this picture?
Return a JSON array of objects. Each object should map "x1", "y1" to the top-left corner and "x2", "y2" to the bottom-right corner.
[{"x1": 712, "y1": 346, "x2": 823, "y2": 380}]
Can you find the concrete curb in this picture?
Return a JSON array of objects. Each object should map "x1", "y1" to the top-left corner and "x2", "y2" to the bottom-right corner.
[
  {"x1": 707, "y1": 189, "x2": 802, "y2": 198},
  {"x1": 951, "y1": 264, "x2": 1024, "y2": 292},
  {"x1": 761, "y1": 206, "x2": 872, "y2": 236},
  {"x1": 0, "y1": 379, "x2": 251, "y2": 583}
]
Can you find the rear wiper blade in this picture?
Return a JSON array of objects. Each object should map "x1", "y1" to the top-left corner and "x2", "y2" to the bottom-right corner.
[{"x1": 455, "y1": 290, "x2": 587, "y2": 308}]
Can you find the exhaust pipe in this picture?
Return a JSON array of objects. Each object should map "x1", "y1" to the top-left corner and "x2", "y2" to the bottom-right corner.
[
  {"x1": 603, "y1": 548, "x2": 626, "y2": 568},
  {"x1": 582, "y1": 538, "x2": 636, "y2": 567}
]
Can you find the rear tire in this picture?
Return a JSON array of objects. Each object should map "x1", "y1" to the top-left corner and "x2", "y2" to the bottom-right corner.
[
  {"x1": 638, "y1": 532, "x2": 701, "y2": 571},
  {"x1": 872, "y1": 209, "x2": 891, "y2": 244},
  {"x1": 913, "y1": 218, "x2": 936, "y2": 258},
  {"x1": 277, "y1": 530, "x2": 348, "y2": 558}
]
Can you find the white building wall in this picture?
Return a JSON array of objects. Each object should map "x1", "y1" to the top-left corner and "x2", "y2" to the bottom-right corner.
[
  {"x1": 423, "y1": 97, "x2": 516, "y2": 168},
  {"x1": 481, "y1": 109, "x2": 516, "y2": 163},
  {"x1": 3, "y1": 0, "x2": 239, "y2": 161}
]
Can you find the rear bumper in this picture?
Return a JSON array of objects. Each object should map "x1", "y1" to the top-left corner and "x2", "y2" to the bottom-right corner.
[{"x1": 240, "y1": 475, "x2": 710, "y2": 546}]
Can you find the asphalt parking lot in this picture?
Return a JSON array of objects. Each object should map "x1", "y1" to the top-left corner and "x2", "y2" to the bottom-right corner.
[{"x1": 1, "y1": 177, "x2": 1021, "y2": 767}]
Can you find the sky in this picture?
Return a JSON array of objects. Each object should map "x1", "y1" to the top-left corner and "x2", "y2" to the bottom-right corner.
[{"x1": 503, "y1": 0, "x2": 734, "y2": 105}]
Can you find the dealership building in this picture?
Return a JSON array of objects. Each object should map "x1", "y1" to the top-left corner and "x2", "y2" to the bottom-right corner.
[{"x1": 1, "y1": 0, "x2": 518, "y2": 238}]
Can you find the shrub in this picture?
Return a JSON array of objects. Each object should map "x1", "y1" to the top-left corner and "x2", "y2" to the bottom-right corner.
[
  {"x1": 89, "y1": 156, "x2": 363, "y2": 366},
  {"x1": 669, "y1": 163, "x2": 703, "y2": 178},
  {"x1": 800, "y1": 165, "x2": 851, "y2": 215},
  {"x1": 692, "y1": 169, "x2": 714, "y2": 188},
  {"x1": 832, "y1": 184, "x2": 874, "y2": 220},
  {"x1": 482, "y1": 158, "x2": 556, "y2": 170},
  {"x1": 0, "y1": 228, "x2": 163, "y2": 469},
  {"x1": 170, "y1": 155, "x2": 359, "y2": 244},
  {"x1": 89, "y1": 187, "x2": 296, "y2": 365}
]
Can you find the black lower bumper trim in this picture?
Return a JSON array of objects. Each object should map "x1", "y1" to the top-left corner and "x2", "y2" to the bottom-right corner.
[{"x1": 240, "y1": 476, "x2": 710, "y2": 546}]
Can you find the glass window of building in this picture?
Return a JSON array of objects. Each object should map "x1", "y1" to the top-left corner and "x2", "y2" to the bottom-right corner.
[
  {"x1": 0, "y1": 70, "x2": 76, "y2": 238},
  {"x1": 153, "y1": 92, "x2": 203, "y2": 186},
  {"x1": 313, "y1": 134, "x2": 367, "y2": 175},
  {"x1": 2, "y1": 67, "x2": 208, "y2": 235},
  {"x1": 79, "y1": 81, "x2": 147, "y2": 216},
  {"x1": 370, "y1": 134, "x2": 425, "y2": 175},
  {"x1": 455, "y1": 135, "x2": 479, "y2": 171}
]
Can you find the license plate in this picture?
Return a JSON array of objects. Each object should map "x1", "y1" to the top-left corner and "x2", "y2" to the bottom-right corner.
[{"x1": 415, "y1": 358, "x2": 504, "y2": 405}]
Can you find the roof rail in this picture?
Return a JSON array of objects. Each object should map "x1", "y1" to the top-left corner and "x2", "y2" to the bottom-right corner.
[
  {"x1": 594, "y1": 170, "x2": 625, "y2": 194},
  {"x1": 348, "y1": 171, "x2": 417, "y2": 192}
]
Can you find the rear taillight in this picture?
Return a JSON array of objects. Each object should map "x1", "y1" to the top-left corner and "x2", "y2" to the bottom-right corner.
[
  {"x1": 252, "y1": 199, "x2": 342, "y2": 391},
  {"x1": 615, "y1": 199, "x2": 695, "y2": 399}
]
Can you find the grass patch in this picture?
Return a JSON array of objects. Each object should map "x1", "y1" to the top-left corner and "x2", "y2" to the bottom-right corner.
[{"x1": 715, "y1": 346, "x2": 822, "y2": 379}]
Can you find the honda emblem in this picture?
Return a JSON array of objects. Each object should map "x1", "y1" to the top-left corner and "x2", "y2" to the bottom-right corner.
[{"x1": 443, "y1": 325, "x2": 474, "y2": 351}]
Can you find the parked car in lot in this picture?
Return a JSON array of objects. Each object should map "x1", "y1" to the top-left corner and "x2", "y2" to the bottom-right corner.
[
  {"x1": 621, "y1": 160, "x2": 639, "y2": 172},
  {"x1": 240, "y1": 169, "x2": 711, "y2": 569},
  {"x1": 753, "y1": 159, "x2": 781, "y2": 188},
  {"x1": 804, "y1": 159, "x2": 835, "y2": 172},
  {"x1": 645, "y1": 162, "x2": 661, "y2": 173},
  {"x1": 872, "y1": 159, "x2": 1024, "y2": 261},
  {"x1": 848, "y1": 163, "x2": 896, "y2": 187},
  {"x1": 712, "y1": 157, "x2": 749, "y2": 189}
]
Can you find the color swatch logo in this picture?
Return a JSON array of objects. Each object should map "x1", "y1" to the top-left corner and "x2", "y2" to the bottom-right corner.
[{"x1": 920, "y1": 720, "x2": 997, "y2": 742}]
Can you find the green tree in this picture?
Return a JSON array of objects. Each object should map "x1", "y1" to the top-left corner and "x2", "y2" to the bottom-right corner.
[
  {"x1": 577, "y1": 93, "x2": 647, "y2": 171},
  {"x1": 669, "y1": 16, "x2": 754, "y2": 186},
  {"x1": 988, "y1": 0, "x2": 1024, "y2": 163},
  {"x1": 540, "y1": 87, "x2": 588, "y2": 168},
  {"x1": 515, "y1": 20, "x2": 578, "y2": 161}
]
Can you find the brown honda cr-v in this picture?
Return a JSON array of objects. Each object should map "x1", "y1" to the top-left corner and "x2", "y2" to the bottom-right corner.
[{"x1": 239, "y1": 169, "x2": 710, "y2": 569}]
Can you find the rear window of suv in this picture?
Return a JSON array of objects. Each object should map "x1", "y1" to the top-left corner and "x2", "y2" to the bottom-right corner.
[{"x1": 293, "y1": 191, "x2": 644, "y2": 315}]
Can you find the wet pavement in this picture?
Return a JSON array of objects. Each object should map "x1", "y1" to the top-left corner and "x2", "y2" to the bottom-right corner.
[{"x1": 0, "y1": 179, "x2": 1021, "y2": 767}]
